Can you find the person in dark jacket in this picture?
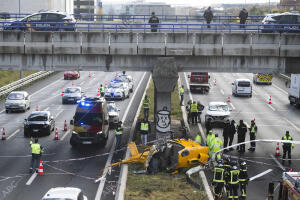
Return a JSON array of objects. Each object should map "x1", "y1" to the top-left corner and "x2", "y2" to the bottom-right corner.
[
  {"x1": 223, "y1": 120, "x2": 231, "y2": 152},
  {"x1": 205, "y1": 118, "x2": 213, "y2": 135},
  {"x1": 228, "y1": 120, "x2": 236, "y2": 151},
  {"x1": 239, "y1": 8, "x2": 248, "y2": 28},
  {"x1": 197, "y1": 101, "x2": 204, "y2": 123},
  {"x1": 148, "y1": 12, "x2": 160, "y2": 32},
  {"x1": 204, "y1": 7, "x2": 213, "y2": 28},
  {"x1": 236, "y1": 120, "x2": 247, "y2": 153},
  {"x1": 186, "y1": 100, "x2": 192, "y2": 124}
]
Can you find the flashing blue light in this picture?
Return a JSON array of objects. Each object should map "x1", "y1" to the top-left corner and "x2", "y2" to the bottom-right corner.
[
  {"x1": 80, "y1": 101, "x2": 91, "y2": 107},
  {"x1": 80, "y1": 122, "x2": 84, "y2": 125}
]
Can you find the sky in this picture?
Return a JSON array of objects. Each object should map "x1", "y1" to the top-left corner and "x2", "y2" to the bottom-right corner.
[{"x1": 101, "y1": 0, "x2": 280, "y2": 8}]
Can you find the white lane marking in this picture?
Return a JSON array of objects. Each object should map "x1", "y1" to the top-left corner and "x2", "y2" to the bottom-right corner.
[
  {"x1": 44, "y1": 107, "x2": 50, "y2": 111},
  {"x1": 55, "y1": 109, "x2": 64, "y2": 118},
  {"x1": 284, "y1": 118, "x2": 300, "y2": 132},
  {"x1": 60, "y1": 130, "x2": 71, "y2": 141},
  {"x1": 95, "y1": 72, "x2": 147, "y2": 200},
  {"x1": 220, "y1": 89, "x2": 224, "y2": 95},
  {"x1": 25, "y1": 172, "x2": 37, "y2": 185},
  {"x1": 249, "y1": 169, "x2": 273, "y2": 182},
  {"x1": 79, "y1": 81, "x2": 86, "y2": 86},
  {"x1": 252, "y1": 90, "x2": 257, "y2": 95},
  {"x1": 230, "y1": 103, "x2": 235, "y2": 110},
  {"x1": 272, "y1": 83, "x2": 288, "y2": 95},
  {"x1": 267, "y1": 104, "x2": 276, "y2": 111},
  {"x1": 7, "y1": 129, "x2": 20, "y2": 140}
]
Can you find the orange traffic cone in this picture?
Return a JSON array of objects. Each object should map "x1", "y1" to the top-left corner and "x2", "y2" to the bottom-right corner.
[
  {"x1": 54, "y1": 128, "x2": 59, "y2": 140},
  {"x1": 61, "y1": 88, "x2": 64, "y2": 96},
  {"x1": 35, "y1": 105, "x2": 39, "y2": 111},
  {"x1": 275, "y1": 142, "x2": 280, "y2": 157},
  {"x1": 89, "y1": 72, "x2": 91, "y2": 78},
  {"x1": 97, "y1": 88, "x2": 100, "y2": 96},
  {"x1": 290, "y1": 168, "x2": 293, "y2": 172},
  {"x1": 214, "y1": 78, "x2": 216, "y2": 86},
  {"x1": 227, "y1": 96, "x2": 231, "y2": 103},
  {"x1": 63, "y1": 120, "x2": 67, "y2": 131},
  {"x1": 38, "y1": 161, "x2": 44, "y2": 175},
  {"x1": 2, "y1": 128, "x2": 6, "y2": 140},
  {"x1": 268, "y1": 96, "x2": 272, "y2": 104}
]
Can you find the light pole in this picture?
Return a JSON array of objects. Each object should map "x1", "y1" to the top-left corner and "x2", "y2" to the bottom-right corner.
[
  {"x1": 268, "y1": 0, "x2": 271, "y2": 13},
  {"x1": 19, "y1": 0, "x2": 23, "y2": 79}
]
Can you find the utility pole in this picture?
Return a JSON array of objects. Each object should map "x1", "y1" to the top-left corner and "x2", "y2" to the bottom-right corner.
[{"x1": 268, "y1": 0, "x2": 271, "y2": 13}]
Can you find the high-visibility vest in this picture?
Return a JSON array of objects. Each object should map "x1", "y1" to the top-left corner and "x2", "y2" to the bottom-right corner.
[
  {"x1": 206, "y1": 133, "x2": 215, "y2": 148},
  {"x1": 212, "y1": 137, "x2": 223, "y2": 152},
  {"x1": 250, "y1": 125, "x2": 257, "y2": 136},
  {"x1": 143, "y1": 98, "x2": 150, "y2": 108},
  {"x1": 229, "y1": 169, "x2": 240, "y2": 184},
  {"x1": 100, "y1": 87, "x2": 105, "y2": 93},
  {"x1": 239, "y1": 169, "x2": 248, "y2": 182},
  {"x1": 213, "y1": 167, "x2": 225, "y2": 183},
  {"x1": 190, "y1": 103, "x2": 198, "y2": 113},
  {"x1": 30, "y1": 142, "x2": 42, "y2": 154},
  {"x1": 114, "y1": 127, "x2": 123, "y2": 135},
  {"x1": 180, "y1": 87, "x2": 184, "y2": 95},
  {"x1": 140, "y1": 122, "x2": 149, "y2": 131},
  {"x1": 194, "y1": 135, "x2": 201, "y2": 144},
  {"x1": 282, "y1": 135, "x2": 294, "y2": 148}
]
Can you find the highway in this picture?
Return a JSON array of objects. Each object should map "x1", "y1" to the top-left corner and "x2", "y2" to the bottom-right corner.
[
  {"x1": 0, "y1": 71, "x2": 150, "y2": 200},
  {"x1": 180, "y1": 73, "x2": 300, "y2": 199}
]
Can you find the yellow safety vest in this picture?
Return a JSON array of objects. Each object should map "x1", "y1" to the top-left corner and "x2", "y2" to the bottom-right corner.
[
  {"x1": 143, "y1": 98, "x2": 150, "y2": 108},
  {"x1": 100, "y1": 87, "x2": 105, "y2": 93},
  {"x1": 114, "y1": 127, "x2": 123, "y2": 135},
  {"x1": 194, "y1": 135, "x2": 201, "y2": 144},
  {"x1": 141, "y1": 122, "x2": 149, "y2": 131},
  {"x1": 229, "y1": 170, "x2": 240, "y2": 184},
  {"x1": 250, "y1": 125, "x2": 257, "y2": 136},
  {"x1": 180, "y1": 87, "x2": 184, "y2": 95},
  {"x1": 213, "y1": 167, "x2": 225, "y2": 183},
  {"x1": 212, "y1": 137, "x2": 223, "y2": 152},
  {"x1": 190, "y1": 103, "x2": 198, "y2": 113},
  {"x1": 30, "y1": 143, "x2": 42, "y2": 154},
  {"x1": 282, "y1": 135, "x2": 295, "y2": 147},
  {"x1": 206, "y1": 133, "x2": 215, "y2": 148}
]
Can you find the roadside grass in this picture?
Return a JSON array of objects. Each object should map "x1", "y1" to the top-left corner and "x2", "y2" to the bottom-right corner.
[
  {"x1": 138, "y1": 78, "x2": 182, "y2": 120},
  {"x1": 0, "y1": 71, "x2": 37, "y2": 87}
]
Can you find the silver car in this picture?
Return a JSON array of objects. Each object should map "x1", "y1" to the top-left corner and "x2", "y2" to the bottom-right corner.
[
  {"x1": 205, "y1": 102, "x2": 231, "y2": 127},
  {"x1": 62, "y1": 87, "x2": 83, "y2": 104},
  {"x1": 107, "y1": 101, "x2": 120, "y2": 127},
  {"x1": 5, "y1": 91, "x2": 31, "y2": 113}
]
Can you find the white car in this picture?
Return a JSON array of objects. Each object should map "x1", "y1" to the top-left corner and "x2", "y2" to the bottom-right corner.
[
  {"x1": 42, "y1": 187, "x2": 87, "y2": 200},
  {"x1": 232, "y1": 79, "x2": 252, "y2": 97},
  {"x1": 205, "y1": 102, "x2": 231, "y2": 127},
  {"x1": 116, "y1": 74, "x2": 134, "y2": 93},
  {"x1": 5, "y1": 91, "x2": 31, "y2": 113},
  {"x1": 105, "y1": 81, "x2": 130, "y2": 100},
  {"x1": 107, "y1": 101, "x2": 120, "y2": 127}
]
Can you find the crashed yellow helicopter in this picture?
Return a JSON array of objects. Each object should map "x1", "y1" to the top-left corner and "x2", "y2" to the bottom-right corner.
[{"x1": 109, "y1": 138, "x2": 209, "y2": 173}]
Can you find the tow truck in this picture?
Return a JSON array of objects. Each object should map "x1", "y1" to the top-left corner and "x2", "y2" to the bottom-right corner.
[
  {"x1": 271, "y1": 172, "x2": 300, "y2": 200},
  {"x1": 188, "y1": 72, "x2": 210, "y2": 93}
]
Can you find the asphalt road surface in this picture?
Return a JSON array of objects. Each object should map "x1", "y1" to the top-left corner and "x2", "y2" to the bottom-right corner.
[
  {"x1": 0, "y1": 71, "x2": 150, "y2": 200},
  {"x1": 180, "y1": 72, "x2": 300, "y2": 200}
]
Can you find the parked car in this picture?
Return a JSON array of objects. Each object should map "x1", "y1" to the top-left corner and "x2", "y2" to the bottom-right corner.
[
  {"x1": 104, "y1": 81, "x2": 130, "y2": 100},
  {"x1": 41, "y1": 187, "x2": 87, "y2": 200},
  {"x1": 205, "y1": 102, "x2": 231, "y2": 127},
  {"x1": 24, "y1": 111, "x2": 55, "y2": 137},
  {"x1": 261, "y1": 12, "x2": 300, "y2": 33},
  {"x1": 116, "y1": 73, "x2": 134, "y2": 93},
  {"x1": 5, "y1": 91, "x2": 31, "y2": 113},
  {"x1": 62, "y1": 87, "x2": 83, "y2": 104},
  {"x1": 3, "y1": 11, "x2": 76, "y2": 31},
  {"x1": 107, "y1": 101, "x2": 120, "y2": 127},
  {"x1": 232, "y1": 79, "x2": 252, "y2": 97},
  {"x1": 64, "y1": 71, "x2": 80, "y2": 80}
]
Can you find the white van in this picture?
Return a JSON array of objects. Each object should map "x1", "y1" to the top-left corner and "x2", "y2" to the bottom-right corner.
[
  {"x1": 5, "y1": 91, "x2": 31, "y2": 113},
  {"x1": 232, "y1": 79, "x2": 252, "y2": 97}
]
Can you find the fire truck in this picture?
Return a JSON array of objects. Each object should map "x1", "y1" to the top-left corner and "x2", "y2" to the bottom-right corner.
[{"x1": 275, "y1": 172, "x2": 300, "y2": 200}]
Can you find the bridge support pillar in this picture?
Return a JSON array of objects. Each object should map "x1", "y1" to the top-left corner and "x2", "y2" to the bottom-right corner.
[{"x1": 152, "y1": 57, "x2": 179, "y2": 140}]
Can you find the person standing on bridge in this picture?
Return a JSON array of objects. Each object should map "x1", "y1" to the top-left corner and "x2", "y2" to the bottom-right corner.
[
  {"x1": 239, "y1": 8, "x2": 248, "y2": 28},
  {"x1": 143, "y1": 95, "x2": 150, "y2": 120},
  {"x1": 179, "y1": 85, "x2": 184, "y2": 106},
  {"x1": 148, "y1": 12, "x2": 160, "y2": 32},
  {"x1": 204, "y1": 7, "x2": 213, "y2": 28},
  {"x1": 282, "y1": 131, "x2": 294, "y2": 165},
  {"x1": 248, "y1": 120, "x2": 257, "y2": 152},
  {"x1": 29, "y1": 138, "x2": 44, "y2": 173}
]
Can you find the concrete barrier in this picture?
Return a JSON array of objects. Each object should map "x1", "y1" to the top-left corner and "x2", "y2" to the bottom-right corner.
[
  {"x1": 53, "y1": 32, "x2": 81, "y2": 54},
  {"x1": 25, "y1": 32, "x2": 52, "y2": 54},
  {"x1": 0, "y1": 32, "x2": 24, "y2": 54},
  {"x1": 166, "y1": 33, "x2": 193, "y2": 56},
  {"x1": 280, "y1": 34, "x2": 300, "y2": 57},
  {"x1": 194, "y1": 33, "x2": 222, "y2": 56},
  {"x1": 110, "y1": 32, "x2": 137, "y2": 55},
  {"x1": 82, "y1": 32, "x2": 109, "y2": 54},
  {"x1": 223, "y1": 33, "x2": 251, "y2": 56},
  {"x1": 251, "y1": 33, "x2": 280, "y2": 57},
  {"x1": 138, "y1": 33, "x2": 165, "y2": 55}
]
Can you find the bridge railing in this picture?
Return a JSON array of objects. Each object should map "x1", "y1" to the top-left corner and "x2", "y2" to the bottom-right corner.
[{"x1": 1, "y1": 21, "x2": 300, "y2": 33}]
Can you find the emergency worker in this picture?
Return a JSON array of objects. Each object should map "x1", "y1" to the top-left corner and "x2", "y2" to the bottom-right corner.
[
  {"x1": 140, "y1": 118, "x2": 150, "y2": 145},
  {"x1": 190, "y1": 101, "x2": 198, "y2": 124},
  {"x1": 206, "y1": 130, "x2": 215, "y2": 150},
  {"x1": 143, "y1": 95, "x2": 150, "y2": 120},
  {"x1": 228, "y1": 161, "x2": 240, "y2": 200},
  {"x1": 213, "y1": 160, "x2": 225, "y2": 199},
  {"x1": 211, "y1": 133, "x2": 223, "y2": 161},
  {"x1": 204, "y1": 7, "x2": 213, "y2": 28},
  {"x1": 179, "y1": 85, "x2": 184, "y2": 106},
  {"x1": 206, "y1": 118, "x2": 213, "y2": 135},
  {"x1": 282, "y1": 131, "x2": 294, "y2": 165},
  {"x1": 194, "y1": 134, "x2": 201, "y2": 144},
  {"x1": 148, "y1": 12, "x2": 159, "y2": 32},
  {"x1": 248, "y1": 120, "x2": 257, "y2": 151},
  {"x1": 239, "y1": 161, "x2": 249, "y2": 200},
  {"x1": 114, "y1": 121, "x2": 123, "y2": 150},
  {"x1": 223, "y1": 120, "x2": 230, "y2": 152},
  {"x1": 239, "y1": 8, "x2": 248, "y2": 28},
  {"x1": 223, "y1": 157, "x2": 232, "y2": 197},
  {"x1": 29, "y1": 138, "x2": 44, "y2": 173},
  {"x1": 236, "y1": 120, "x2": 247, "y2": 153},
  {"x1": 186, "y1": 100, "x2": 192, "y2": 124},
  {"x1": 228, "y1": 120, "x2": 236, "y2": 151},
  {"x1": 197, "y1": 101, "x2": 205, "y2": 123},
  {"x1": 100, "y1": 84, "x2": 105, "y2": 97}
]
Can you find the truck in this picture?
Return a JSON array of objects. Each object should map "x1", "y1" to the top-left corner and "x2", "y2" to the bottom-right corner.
[
  {"x1": 288, "y1": 74, "x2": 300, "y2": 106},
  {"x1": 188, "y1": 72, "x2": 210, "y2": 93},
  {"x1": 253, "y1": 73, "x2": 273, "y2": 85}
]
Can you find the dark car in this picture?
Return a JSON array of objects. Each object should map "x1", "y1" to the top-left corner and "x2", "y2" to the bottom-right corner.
[
  {"x1": 4, "y1": 11, "x2": 76, "y2": 31},
  {"x1": 62, "y1": 87, "x2": 83, "y2": 104},
  {"x1": 261, "y1": 12, "x2": 300, "y2": 33},
  {"x1": 24, "y1": 111, "x2": 55, "y2": 137}
]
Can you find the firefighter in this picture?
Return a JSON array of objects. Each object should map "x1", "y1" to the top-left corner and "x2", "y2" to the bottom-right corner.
[
  {"x1": 213, "y1": 160, "x2": 225, "y2": 199},
  {"x1": 228, "y1": 120, "x2": 236, "y2": 151},
  {"x1": 143, "y1": 95, "x2": 150, "y2": 120},
  {"x1": 223, "y1": 120, "x2": 230, "y2": 152},
  {"x1": 248, "y1": 120, "x2": 257, "y2": 151},
  {"x1": 236, "y1": 120, "x2": 247, "y2": 153},
  {"x1": 211, "y1": 133, "x2": 223, "y2": 161},
  {"x1": 140, "y1": 118, "x2": 150, "y2": 145},
  {"x1": 114, "y1": 121, "x2": 123, "y2": 150},
  {"x1": 204, "y1": 6, "x2": 213, "y2": 28},
  {"x1": 239, "y1": 8, "x2": 248, "y2": 28},
  {"x1": 228, "y1": 161, "x2": 240, "y2": 200},
  {"x1": 190, "y1": 101, "x2": 198, "y2": 124},
  {"x1": 99, "y1": 84, "x2": 105, "y2": 97},
  {"x1": 179, "y1": 85, "x2": 184, "y2": 106},
  {"x1": 239, "y1": 161, "x2": 249, "y2": 200},
  {"x1": 29, "y1": 138, "x2": 44, "y2": 173},
  {"x1": 282, "y1": 131, "x2": 295, "y2": 165},
  {"x1": 148, "y1": 12, "x2": 159, "y2": 32},
  {"x1": 223, "y1": 157, "x2": 232, "y2": 197}
]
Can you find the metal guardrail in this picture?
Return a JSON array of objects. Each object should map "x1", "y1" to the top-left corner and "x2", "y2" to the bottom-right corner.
[{"x1": 0, "y1": 71, "x2": 54, "y2": 97}]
